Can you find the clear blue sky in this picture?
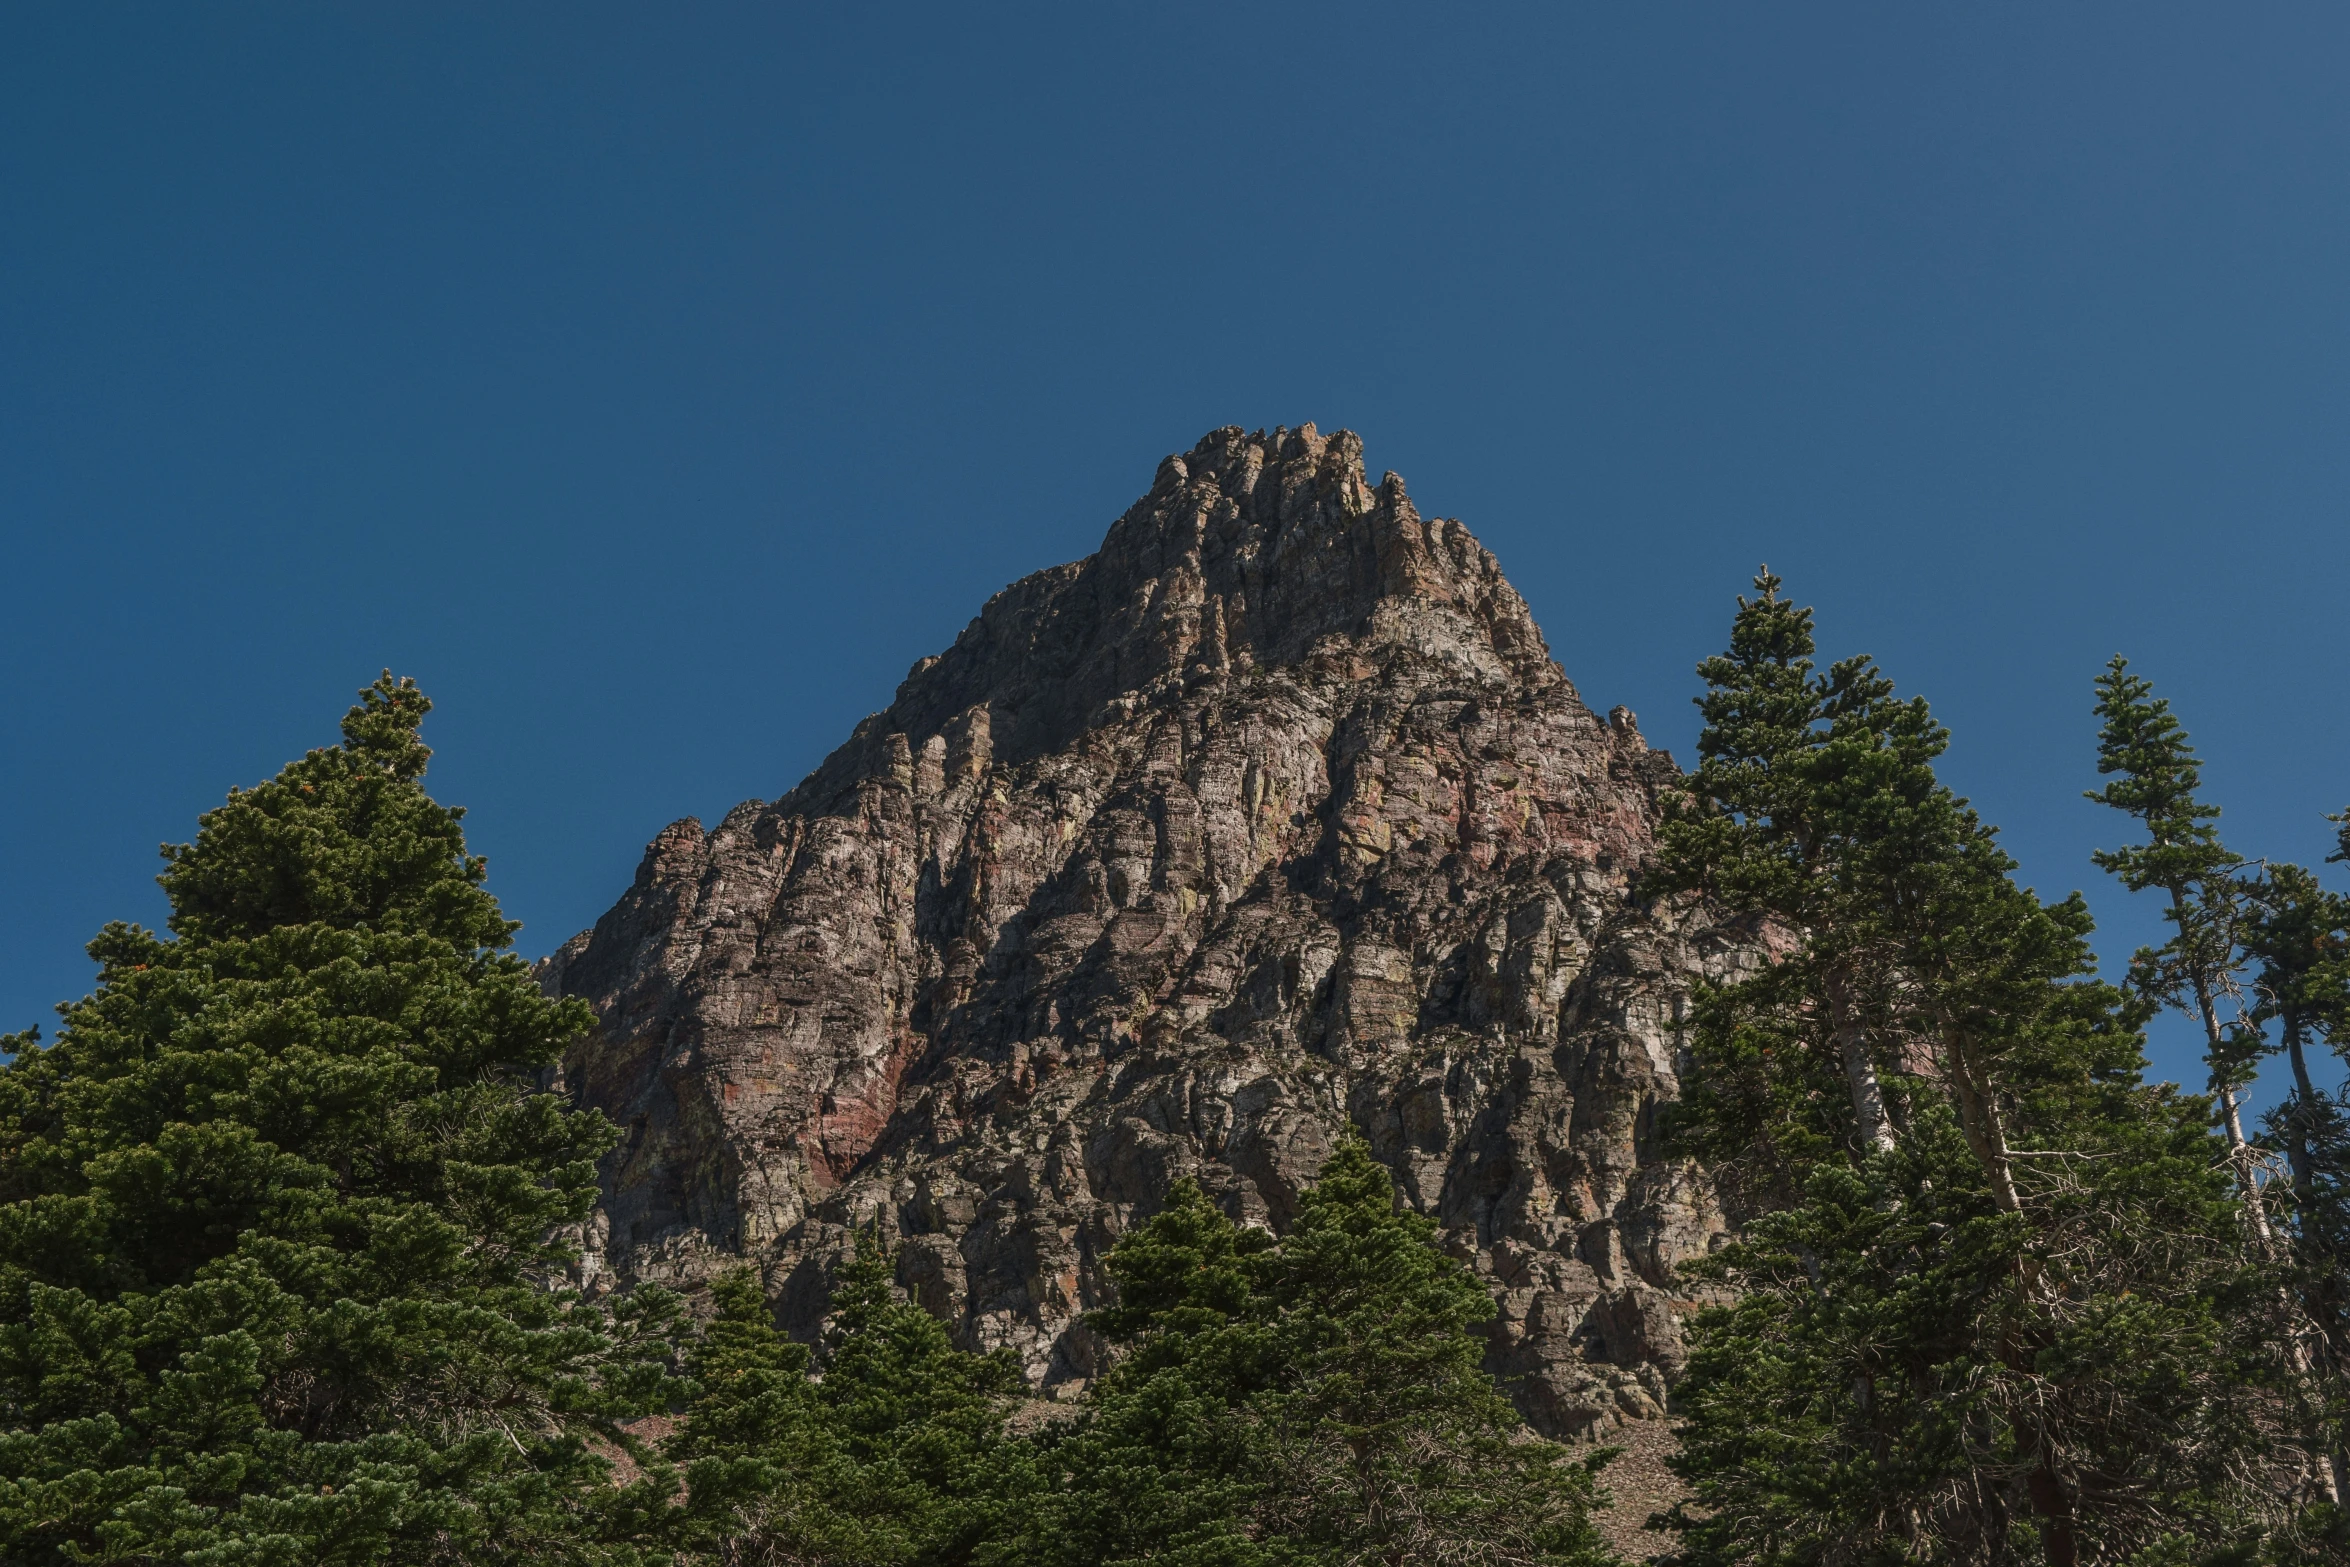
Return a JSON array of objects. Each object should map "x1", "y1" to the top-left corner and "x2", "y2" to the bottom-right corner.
[{"x1": 6, "y1": 6, "x2": 2346, "y2": 1109}]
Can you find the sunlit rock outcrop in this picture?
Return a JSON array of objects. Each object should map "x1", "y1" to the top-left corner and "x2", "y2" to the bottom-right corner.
[{"x1": 540, "y1": 424, "x2": 1748, "y2": 1434}]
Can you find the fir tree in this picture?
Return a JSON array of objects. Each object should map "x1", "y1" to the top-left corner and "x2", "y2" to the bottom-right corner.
[
  {"x1": 1653, "y1": 587, "x2": 2297, "y2": 1564},
  {"x1": 1004, "y1": 1177, "x2": 1280, "y2": 1565},
  {"x1": 1649, "y1": 572, "x2": 2071, "y2": 1218},
  {"x1": 2244, "y1": 866, "x2": 2350, "y2": 1245},
  {"x1": 1014, "y1": 1140, "x2": 1616, "y2": 1567},
  {"x1": 1646, "y1": 570, "x2": 1914, "y2": 1165},
  {"x1": 666, "y1": 1267, "x2": 836, "y2": 1564},
  {"x1": 2087, "y1": 663, "x2": 2350, "y2": 1518},
  {"x1": 0, "y1": 675, "x2": 684, "y2": 1565},
  {"x1": 2088, "y1": 658, "x2": 2274, "y2": 1238},
  {"x1": 810, "y1": 1233, "x2": 1024, "y2": 1566},
  {"x1": 2243, "y1": 863, "x2": 2350, "y2": 1506},
  {"x1": 670, "y1": 1236, "x2": 1026, "y2": 1566}
]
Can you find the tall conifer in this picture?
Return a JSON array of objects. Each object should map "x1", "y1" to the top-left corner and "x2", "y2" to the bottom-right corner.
[
  {"x1": 1646, "y1": 572, "x2": 1907, "y2": 1164},
  {"x1": 2243, "y1": 864, "x2": 2350, "y2": 1506},
  {"x1": 2088, "y1": 658, "x2": 2275, "y2": 1239},
  {"x1": 1655, "y1": 585, "x2": 2295, "y2": 1564},
  {"x1": 0, "y1": 676, "x2": 682, "y2": 1565}
]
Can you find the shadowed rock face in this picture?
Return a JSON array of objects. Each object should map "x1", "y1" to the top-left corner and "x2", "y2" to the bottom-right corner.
[{"x1": 540, "y1": 424, "x2": 1749, "y2": 1435}]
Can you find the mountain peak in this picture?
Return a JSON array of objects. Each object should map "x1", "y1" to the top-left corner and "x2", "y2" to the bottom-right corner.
[
  {"x1": 545, "y1": 427, "x2": 1719, "y2": 1442},
  {"x1": 792, "y1": 426, "x2": 1561, "y2": 805}
]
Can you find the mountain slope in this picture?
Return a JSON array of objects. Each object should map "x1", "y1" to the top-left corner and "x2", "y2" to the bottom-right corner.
[{"x1": 541, "y1": 423, "x2": 1745, "y2": 1434}]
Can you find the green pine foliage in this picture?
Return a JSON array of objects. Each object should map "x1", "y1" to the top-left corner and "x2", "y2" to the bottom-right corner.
[
  {"x1": 1004, "y1": 1174, "x2": 1281, "y2": 1565},
  {"x1": 0, "y1": 676, "x2": 685, "y2": 1565},
  {"x1": 807, "y1": 1233, "x2": 1025, "y2": 1565},
  {"x1": 1664, "y1": 1079, "x2": 2278, "y2": 1563},
  {"x1": 2089, "y1": 659, "x2": 2273, "y2": 1212},
  {"x1": 1007, "y1": 1139, "x2": 1616, "y2": 1567},
  {"x1": 665, "y1": 1268, "x2": 834, "y2": 1562},
  {"x1": 669, "y1": 1236, "x2": 1027, "y2": 1566},
  {"x1": 1651, "y1": 582, "x2": 2300, "y2": 1564},
  {"x1": 2091, "y1": 663, "x2": 2350, "y2": 1530},
  {"x1": 1646, "y1": 570, "x2": 1956, "y2": 1184},
  {"x1": 2244, "y1": 864, "x2": 2350, "y2": 1256},
  {"x1": 2244, "y1": 864, "x2": 2350, "y2": 1513}
]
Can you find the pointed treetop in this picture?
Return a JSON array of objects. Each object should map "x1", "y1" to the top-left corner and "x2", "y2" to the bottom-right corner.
[
  {"x1": 1287, "y1": 1130, "x2": 1399, "y2": 1225},
  {"x1": 822, "y1": 1228, "x2": 899, "y2": 1354},
  {"x1": 2086, "y1": 657, "x2": 2239, "y2": 907},
  {"x1": 153, "y1": 672, "x2": 509, "y2": 949},
  {"x1": 341, "y1": 670, "x2": 433, "y2": 780},
  {"x1": 2087, "y1": 657, "x2": 2218, "y2": 838},
  {"x1": 1724, "y1": 567, "x2": 1815, "y2": 670}
]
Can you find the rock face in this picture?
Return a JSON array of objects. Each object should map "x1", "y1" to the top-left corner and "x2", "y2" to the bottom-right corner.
[{"x1": 540, "y1": 424, "x2": 1747, "y2": 1435}]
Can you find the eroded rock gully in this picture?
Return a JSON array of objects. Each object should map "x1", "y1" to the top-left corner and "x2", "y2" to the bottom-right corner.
[{"x1": 539, "y1": 424, "x2": 1750, "y2": 1436}]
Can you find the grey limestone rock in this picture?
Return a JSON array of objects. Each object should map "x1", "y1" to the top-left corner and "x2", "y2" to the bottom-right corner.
[{"x1": 539, "y1": 424, "x2": 1748, "y2": 1434}]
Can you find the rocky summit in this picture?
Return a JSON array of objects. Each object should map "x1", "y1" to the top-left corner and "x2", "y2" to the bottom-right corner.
[{"x1": 539, "y1": 424, "x2": 1748, "y2": 1436}]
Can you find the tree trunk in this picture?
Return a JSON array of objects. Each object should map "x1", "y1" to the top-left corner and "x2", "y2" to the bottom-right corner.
[
  {"x1": 1943, "y1": 1038, "x2": 2023, "y2": 1216},
  {"x1": 2026, "y1": 1464, "x2": 2078, "y2": 1567},
  {"x1": 2212, "y1": 1076, "x2": 2272, "y2": 1243},
  {"x1": 2282, "y1": 1025, "x2": 2346, "y2": 1506},
  {"x1": 2285, "y1": 1025, "x2": 2321, "y2": 1187},
  {"x1": 1838, "y1": 1024, "x2": 1897, "y2": 1156},
  {"x1": 1824, "y1": 972, "x2": 1897, "y2": 1156},
  {"x1": 2179, "y1": 927, "x2": 2274, "y2": 1245}
]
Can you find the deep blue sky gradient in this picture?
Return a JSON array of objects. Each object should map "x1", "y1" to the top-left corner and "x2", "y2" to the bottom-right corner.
[{"x1": 6, "y1": 5, "x2": 2347, "y2": 1109}]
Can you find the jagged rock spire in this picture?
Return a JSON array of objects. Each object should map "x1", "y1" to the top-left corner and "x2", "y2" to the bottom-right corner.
[{"x1": 541, "y1": 427, "x2": 1735, "y2": 1438}]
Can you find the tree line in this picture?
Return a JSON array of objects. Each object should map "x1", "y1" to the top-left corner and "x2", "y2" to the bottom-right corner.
[{"x1": 0, "y1": 573, "x2": 2343, "y2": 1564}]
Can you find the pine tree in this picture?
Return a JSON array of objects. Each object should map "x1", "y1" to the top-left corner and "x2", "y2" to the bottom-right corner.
[
  {"x1": 0, "y1": 675, "x2": 684, "y2": 1565},
  {"x1": 1653, "y1": 585, "x2": 2297, "y2": 1564},
  {"x1": 2088, "y1": 658, "x2": 2275, "y2": 1239},
  {"x1": 2243, "y1": 863, "x2": 2350, "y2": 1506},
  {"x1": 666, "y1": 1267, "x2": 838, "y2": 1564},
  {"x1": 1252, "y1": 1140, "x2": 1613, "y2": 1566},
  {"x1": 2244, "y1": 865, "x2": 2350, "y2": 1246},
  {"x1": 1649, "y1": 572, "x2": 2067, "y2": 1220},
  {"x1": 1013, "y1": 1140, "x2": 1616, "y2": 1567},
  {"x1": 2087, "y1": 663, "x2": 2350, "y2": 1521},
  {"x1": 669, "y1": 1236, "x2": 1027, "y2": 1566},
  {"x1": 1646, "y1": 571, "x2": 1913, "y2": 1167},
  {"x1": 810, "y1": 1233, "x2": 1024, "y2": 1566},
  {"x1": 1001, "y1": 1177, "x2": 1280, "y2": 1566}
]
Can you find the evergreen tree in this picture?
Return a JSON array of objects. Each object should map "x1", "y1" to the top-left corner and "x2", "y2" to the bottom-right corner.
[
  {"x1": 2243, "y1": 864, "x2": 2350, "y2": 1506},
  {"x1": 670, "y1": 1236, "x2": 1026, "y2": 1566},
  {"x1": 0, "y1": 675, "x2": 683, "y2": 1565},
  {"x1": 2088, "y1": 659, "x2": 2274, "y2": 1239},
  {"x1": 2089, "y1": 662, "x2": 2350, "y2": 1518},
  {"x1": 666, "y1": 1267, "x2": 837, "y2": 1564},
  {"x1": 811, "y1": 1234, "x2": 1024, "y2": 1566},
  {"x1": 1012, "y1": 1140, "x2": 1615, "y2": 1567},
  {"x1": 1648, "y1": 572, "x2": 2085, "y2": 1222},
  {"x1": 1003, "y1": 1177, "x2": 1280, "y2": 1565},
  {"x1": 1645, "y1": 571, "x2": 1915, "y2": 1169},
  {"x1": 2244, "y1": 865, "x2": 2350, "y2": 1250},
  {"x1": 1652, "y1": 584, "x2": 2296, "y2": 1564}
]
